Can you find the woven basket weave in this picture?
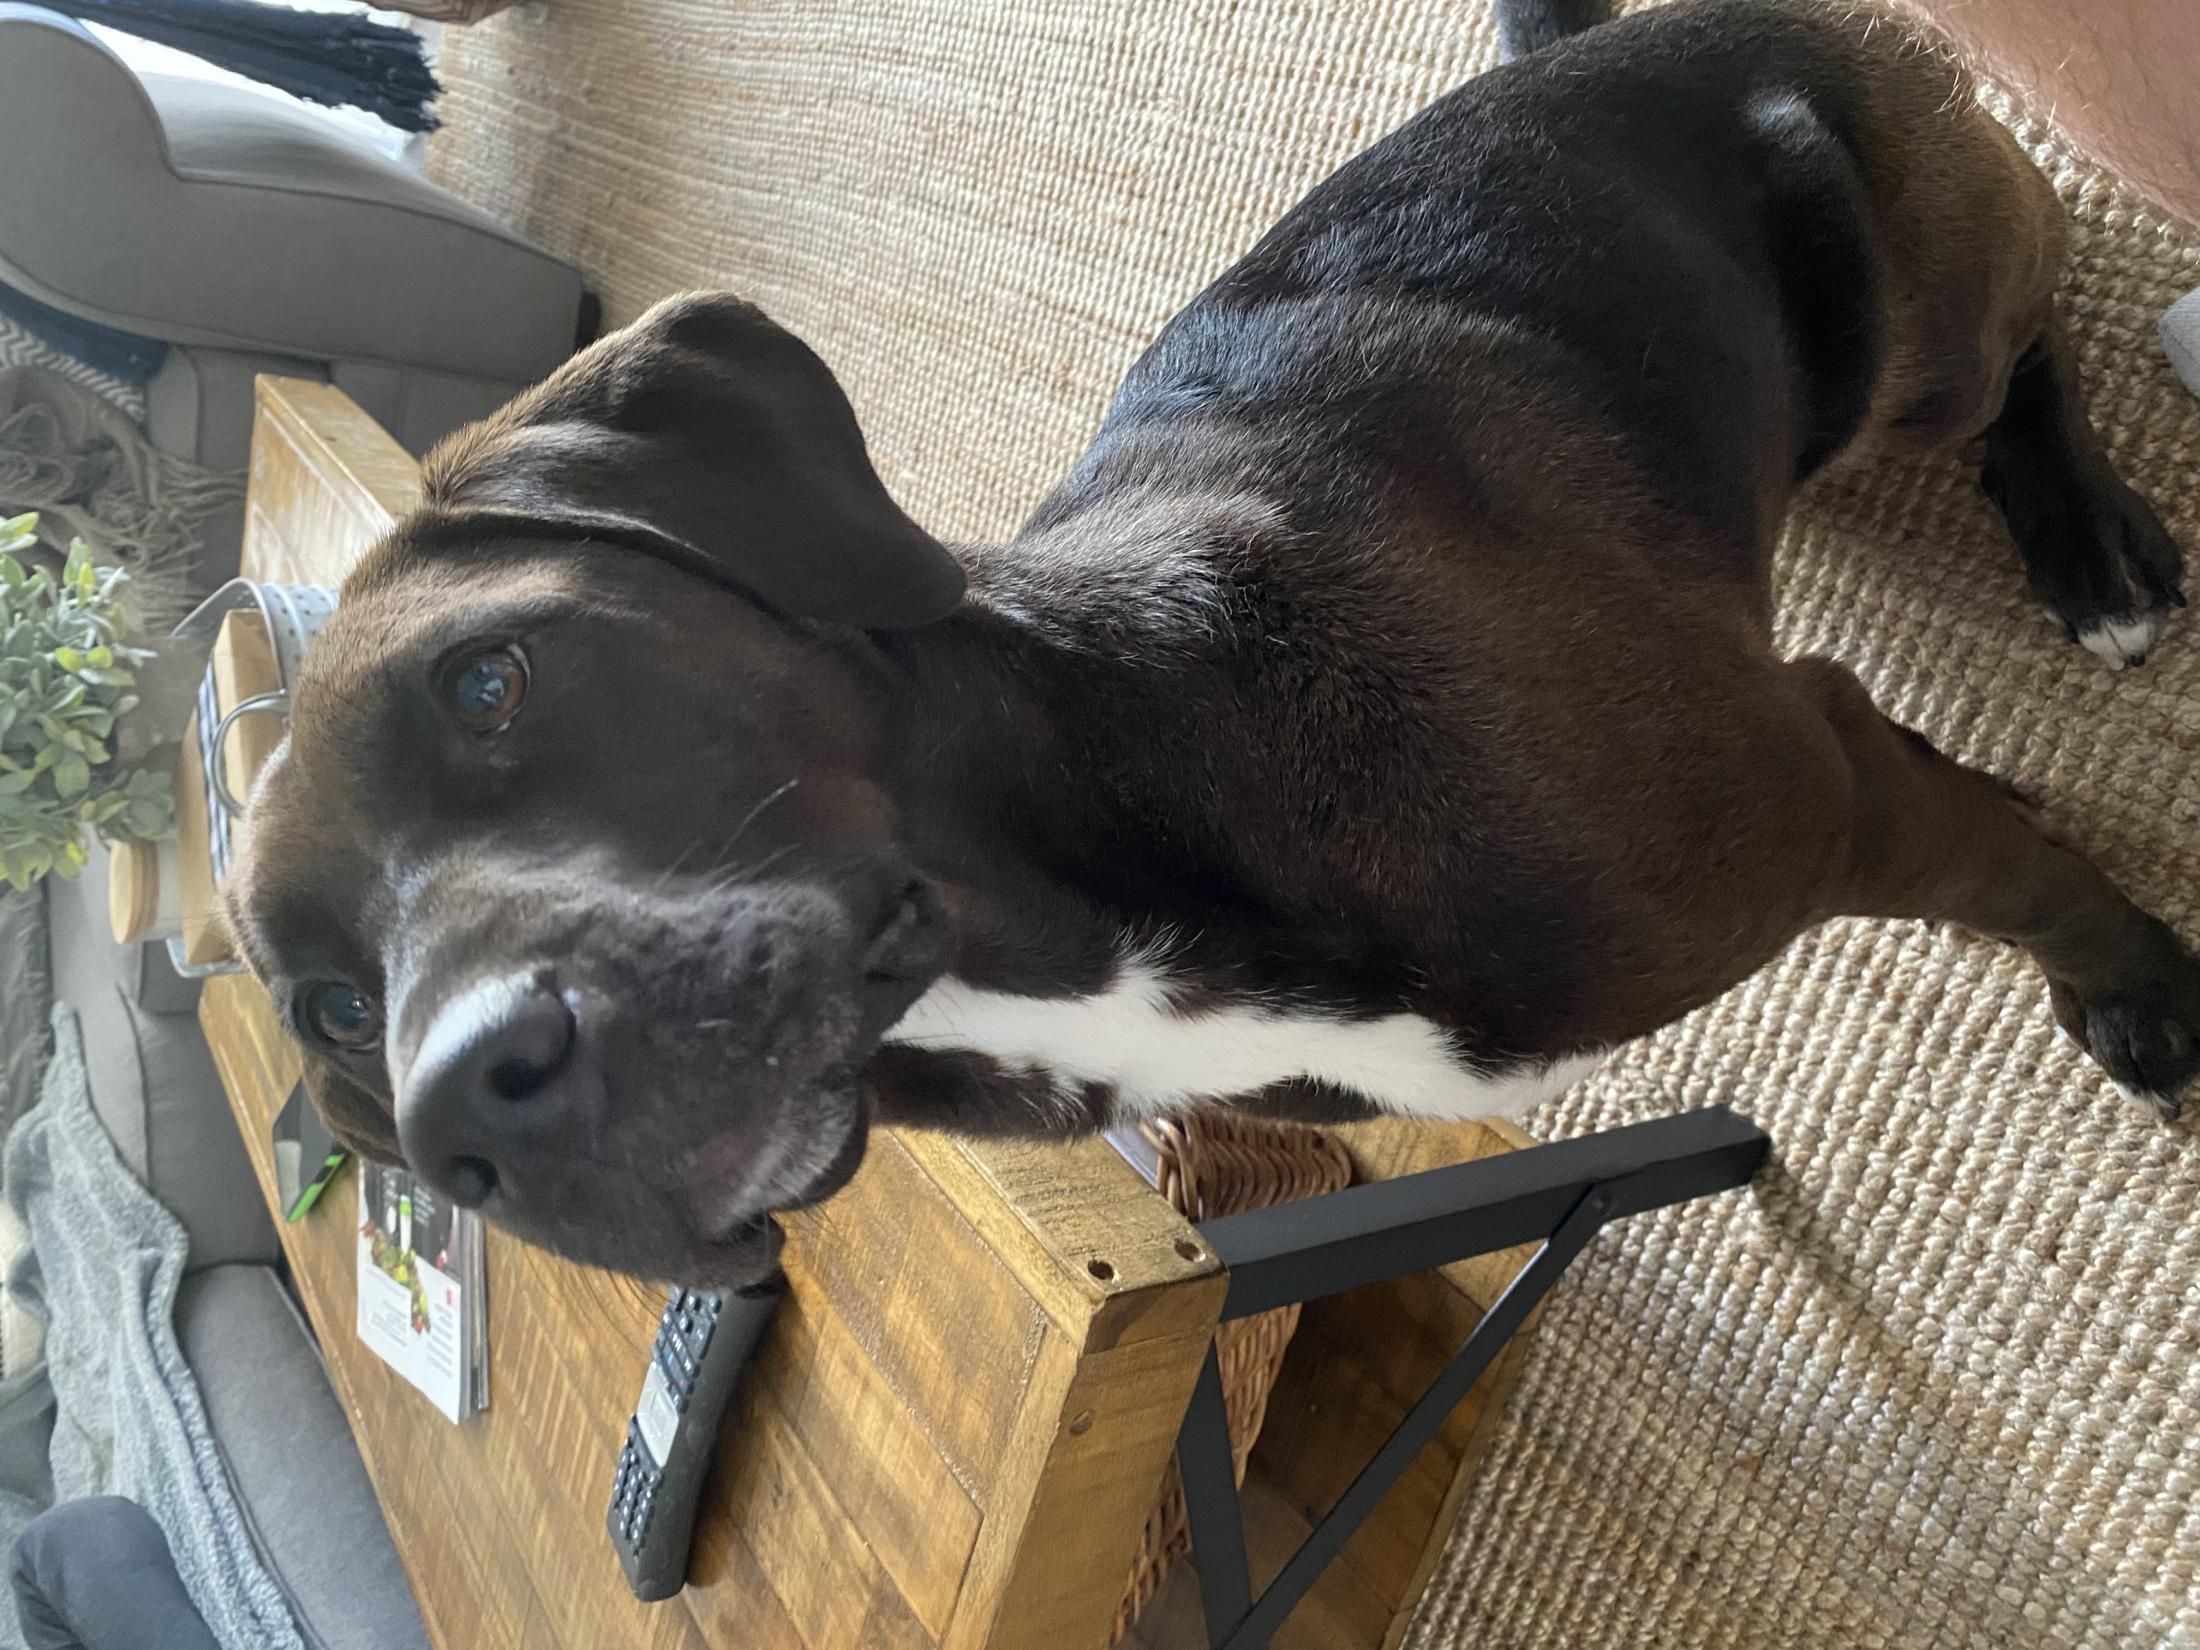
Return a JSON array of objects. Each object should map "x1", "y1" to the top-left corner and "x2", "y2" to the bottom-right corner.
[{"x1": 1110, "y1": 1112, "x2": 1354, "y2": 1643}]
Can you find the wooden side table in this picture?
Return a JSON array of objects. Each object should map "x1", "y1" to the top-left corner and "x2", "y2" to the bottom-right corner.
[{"x1": 193, "y1": 377, "x2": 1581, "y2": 1650}]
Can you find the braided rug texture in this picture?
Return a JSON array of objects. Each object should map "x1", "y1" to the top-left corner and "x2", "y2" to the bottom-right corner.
[{"x1": 423, "y1": 3, "x2": 2200, "y2": 1643}]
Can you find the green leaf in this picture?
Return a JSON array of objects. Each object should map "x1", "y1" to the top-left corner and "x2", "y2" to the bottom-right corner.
[{"x1": 0, "y1": 533, "x2": 155, "y2": 886}]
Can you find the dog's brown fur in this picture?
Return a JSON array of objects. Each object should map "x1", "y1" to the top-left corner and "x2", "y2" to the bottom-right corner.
[{"x1": 228, "y1": 0, "x2": 2198, "y2": 1286}]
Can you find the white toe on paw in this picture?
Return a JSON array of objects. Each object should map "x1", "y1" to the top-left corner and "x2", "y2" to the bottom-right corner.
[
  {"x1": 2113, "y1": 1079, "x2": 2181, "y2": 1122},
  {"x1": 2076, "y1": 612, "x2": 2166, "y2": 668}
]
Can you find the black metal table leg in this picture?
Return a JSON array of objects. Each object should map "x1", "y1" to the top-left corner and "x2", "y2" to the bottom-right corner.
[
  {"x1": 1177, "y1": 1345, "x2": 1252, "y2": 1645},
  {"x1": 1172, "y1": 1105, "x2": 1770, "y2": 1650}
]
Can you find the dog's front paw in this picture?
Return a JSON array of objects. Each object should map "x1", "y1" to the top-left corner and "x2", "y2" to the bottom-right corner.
[
  {"x1": 2049, "y1": 931, "x2": 2200, "y2": 1120},
  {"x1": 1992, "y1": 462, "x2": 2188, "y2": 668}
]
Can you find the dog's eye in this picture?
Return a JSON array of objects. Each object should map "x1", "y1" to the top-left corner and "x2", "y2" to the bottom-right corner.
[
  {"x1": 302, "y1": 982, "x2": 381, "y2": 1051},
  {"x1": 448, "y1": 646, "x2": 528, "y2": 733}
]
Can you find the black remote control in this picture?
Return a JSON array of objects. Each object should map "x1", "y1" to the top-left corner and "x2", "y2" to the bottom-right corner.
[{"x1": 606, "y1": 1272, "x2": 785, "y2": 1601}]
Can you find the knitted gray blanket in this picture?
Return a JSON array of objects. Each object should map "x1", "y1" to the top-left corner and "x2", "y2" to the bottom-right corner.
[
  {"x1": 0, "y1": 365, "x2": 240, "y2": 628},
  {"x1": 0, "y1": 1006, "x2": 301, "y2": 1650}
]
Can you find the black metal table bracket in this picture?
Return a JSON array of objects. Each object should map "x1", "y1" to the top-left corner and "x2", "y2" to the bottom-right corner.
[{"x1": 1174, "y1": 1104, "x2": 1771, "y2": 1650}]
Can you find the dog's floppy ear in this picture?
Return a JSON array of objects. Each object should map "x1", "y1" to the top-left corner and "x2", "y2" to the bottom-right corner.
[{"x1": 415, "y1": 292, "x2": 966, "y2": 628}]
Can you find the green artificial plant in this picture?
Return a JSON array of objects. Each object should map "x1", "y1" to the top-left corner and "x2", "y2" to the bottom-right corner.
[{"x1": 0, "y1": 512, "x2": 175, "y2": 890}]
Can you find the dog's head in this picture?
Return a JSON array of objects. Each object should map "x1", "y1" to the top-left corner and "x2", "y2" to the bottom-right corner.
[{"x1": 226, "y1": 295, "x2": 965, "y2": 1286}]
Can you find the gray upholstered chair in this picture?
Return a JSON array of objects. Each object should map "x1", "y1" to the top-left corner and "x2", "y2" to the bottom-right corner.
[
  {"x1": 0, "y1": 10, "x2": 564, "y2": 1643},
  {"x1": 0, "y1": 3, "x2": 586, "y2": 585}
]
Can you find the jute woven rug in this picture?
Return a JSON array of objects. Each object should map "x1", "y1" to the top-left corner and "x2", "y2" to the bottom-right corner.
[{"x1": 425, "y1": 3, "x2": 2200, "y2": 1644}]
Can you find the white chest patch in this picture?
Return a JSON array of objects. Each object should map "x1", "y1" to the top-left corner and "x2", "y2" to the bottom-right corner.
[{"x1": 885, "y1": 956, "x2": 1602, "y2": 1123}]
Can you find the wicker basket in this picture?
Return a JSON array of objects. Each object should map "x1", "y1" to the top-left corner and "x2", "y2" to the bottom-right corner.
[{"x1": 1108, "y1": 1112, "x2": 1354, "y2": 1642}]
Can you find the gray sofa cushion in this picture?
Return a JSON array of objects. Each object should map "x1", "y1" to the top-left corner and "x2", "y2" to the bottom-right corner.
[
  {"x1": 146, "y1": 343, "x2": 325, "y2": 475},
  {"x1": 2, "y1": 889, "x2": 55, "y2": 1375},
  {"x1": 1, "y1": 889, "x2": 51, "y2": 1137},
  {"x1": 175, "y1": 1265, "x2": 428, "y2": 1650},
  {"x1": 44, "y1": 843, "x2": 277, "y2": 1274},
  {"x1": 145, "y1": 343, "x2": 324, "y2": 587},
  {"x1": 328, "y1": 359, "x2": 531, "y2": 458}
]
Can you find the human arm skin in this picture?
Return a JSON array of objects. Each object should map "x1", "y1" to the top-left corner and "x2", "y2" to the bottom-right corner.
[{"x1": 1899, "y1": 0, "x2": 2200, "y2": 227}]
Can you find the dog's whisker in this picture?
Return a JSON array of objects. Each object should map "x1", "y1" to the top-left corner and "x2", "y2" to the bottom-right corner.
[
  {"x1": 644, "y1": 835, "x2": 717, "y2": 901},
  {"x1": 696, "y1": 844, "x2": 796, "y2": 902},
  {"x1": 723, "y1": 779, "x2": 800, "y2": 858}
]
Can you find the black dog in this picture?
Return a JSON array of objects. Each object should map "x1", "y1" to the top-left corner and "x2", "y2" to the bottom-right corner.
[{"x1": 231, "y1": 0, "x2": 2195, "y2": 1286}]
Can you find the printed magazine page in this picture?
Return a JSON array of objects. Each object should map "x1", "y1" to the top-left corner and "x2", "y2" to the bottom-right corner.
[{"x1": 356, "y1": 1161, "x2": 487, "y2": 1422}]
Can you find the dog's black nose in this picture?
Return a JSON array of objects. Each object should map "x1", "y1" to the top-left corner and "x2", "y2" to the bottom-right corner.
[{"x1": 396, "y1": 974, "x2": 586, "y2": 1211}]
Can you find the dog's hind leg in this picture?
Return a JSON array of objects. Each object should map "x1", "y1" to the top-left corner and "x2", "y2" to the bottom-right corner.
[
  {"x1": 1833, "y1": 14, "x2": 2188, "y2": 664},
  {"x1": 1980, "y1": 315, "x2": 2188, "y2": 667},
  {"x1": 1791, "y1": 657, "x2": 2200, "y2": 1114}
]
